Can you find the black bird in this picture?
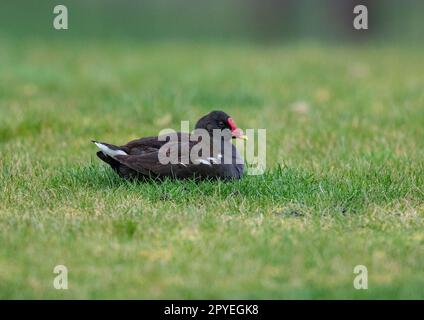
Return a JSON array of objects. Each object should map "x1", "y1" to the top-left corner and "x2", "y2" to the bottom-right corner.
[{"x1": 93, "y1": 110, "x2": 247, "y2": 180}]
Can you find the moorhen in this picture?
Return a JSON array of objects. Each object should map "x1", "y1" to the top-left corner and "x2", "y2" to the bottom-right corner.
[{"x1": 93, "y1": 110, "x2": 247, "y2": 180}]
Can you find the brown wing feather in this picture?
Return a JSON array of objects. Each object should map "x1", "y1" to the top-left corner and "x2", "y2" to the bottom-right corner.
[
  {"x1": 122, "y1": 132, "x2": 190, "y2": 155},
  {"x1": 114, "y1": 140, "x2": 220, "y2": 179}
]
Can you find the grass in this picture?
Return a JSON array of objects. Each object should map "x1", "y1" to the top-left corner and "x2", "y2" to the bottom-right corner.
[{"x1": 0, "y1": 38, "x2": 423, "y2": 299}]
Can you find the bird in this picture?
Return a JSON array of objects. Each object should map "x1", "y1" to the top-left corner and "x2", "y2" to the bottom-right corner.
[{"x1": 92, "y1": 110, "x2": 247, "y2": 181}]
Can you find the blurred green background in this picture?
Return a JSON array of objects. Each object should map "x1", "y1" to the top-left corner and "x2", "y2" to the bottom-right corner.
[{"x1": 0, "y1": 0, "x2": 423, "y2": 43}]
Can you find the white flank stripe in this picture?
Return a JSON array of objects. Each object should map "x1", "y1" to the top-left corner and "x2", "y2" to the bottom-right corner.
[
  {"x1": 207, "y1": 157, "x2": 219, "y2": 164},
  {"x1": 195, "y1": 159, "x2": 212, "y2": 166}
]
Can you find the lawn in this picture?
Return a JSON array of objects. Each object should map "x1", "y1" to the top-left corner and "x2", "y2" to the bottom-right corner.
[{"x1": 0, "y1": 38, "x2": 423, "y2": 299}]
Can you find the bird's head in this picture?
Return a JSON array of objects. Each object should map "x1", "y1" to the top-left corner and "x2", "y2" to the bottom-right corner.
[{"x1": 195, "y1": 110, "x2": 247, "y2": 141}]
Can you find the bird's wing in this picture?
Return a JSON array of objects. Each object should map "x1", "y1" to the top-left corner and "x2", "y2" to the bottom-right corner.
[
  {"x1": 122, "y1": 132, "x2": 190, "y2": 155},
  {"x1": 114, "y1": 140, "x2": 220, "y2": 179}
]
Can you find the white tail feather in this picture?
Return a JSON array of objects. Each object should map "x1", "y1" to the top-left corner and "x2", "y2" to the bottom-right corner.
[{"x1": 94, "y1": 142, "x2": 127, "y2": 158}]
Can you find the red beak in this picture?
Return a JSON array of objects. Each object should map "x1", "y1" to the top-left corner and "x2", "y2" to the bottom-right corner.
[{"x1": 227, "y1": 118, "x2": 248, "y2": 140}]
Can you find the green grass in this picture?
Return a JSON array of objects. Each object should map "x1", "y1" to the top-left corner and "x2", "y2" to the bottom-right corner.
[{"x1": 0, "y1": 38, "x2": 423, "y2": 299}]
